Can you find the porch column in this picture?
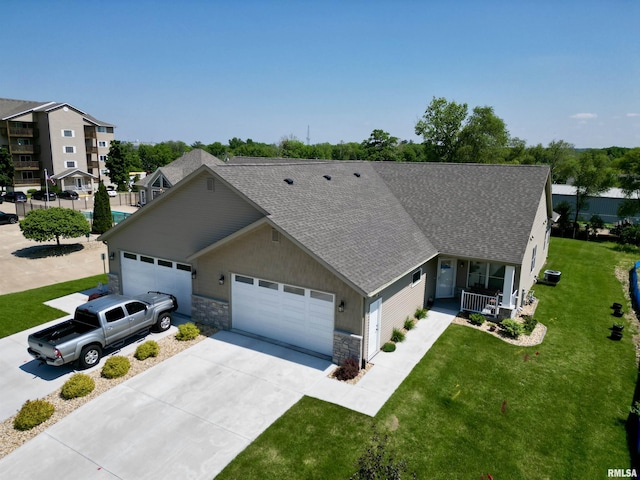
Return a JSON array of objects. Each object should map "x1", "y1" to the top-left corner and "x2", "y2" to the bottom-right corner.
[{"x1": 502, "y1": 266, "x2": 516, "y2": 307}]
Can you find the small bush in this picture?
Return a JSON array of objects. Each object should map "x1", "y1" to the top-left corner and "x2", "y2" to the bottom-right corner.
[
  {"x1": 391, "y1": 327, "x2": 405, "y2": 343},
  {"x1": 414, "y1": 307, "x2": 428, "y2": 320},
  {"x1": 176, "y1": 322, "x2": 200, "y2": 341},
  {"x1": 404, "y1": 317, "x2": 415, "y2": 330},
  {"x1": 14, "y1": 399, "x2": 55, "y2": 431},
  {"x1": 469, "y1": 313, "x2": 486, "y2": 326},
  {"x1": 382, "y1": 342, "x2": 396, "y2": 353},
  {"x1": 101, "y1": 355, "x2": 131, "y2": 379},
  {"x1": 335, "y1": 357, "x2": 360, "y2": 381},
  {"x1": 61, "y1": 373, "x2": 95, "y2": 399},
  {"x1": 522, "y1": 315, "x2": 538, "y2": 335},
  {"x1": 501, "y1": 319, "x2": 523, "y2": 339},
  {"x1": 351, "y1": 425, "x2": 412, "y2": 479},
  {"x1": 135, "y1": 340, "x2": 160, "y2": 360}
]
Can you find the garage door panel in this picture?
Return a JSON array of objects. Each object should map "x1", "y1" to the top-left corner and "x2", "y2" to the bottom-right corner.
[{"x1": 231, "y1": 274, "x2": 334, "y2": 356}]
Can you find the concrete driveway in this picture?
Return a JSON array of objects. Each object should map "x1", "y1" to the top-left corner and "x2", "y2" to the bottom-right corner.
[{"x1": 0, "y1": 331, "x2": 336, "y2": 479}]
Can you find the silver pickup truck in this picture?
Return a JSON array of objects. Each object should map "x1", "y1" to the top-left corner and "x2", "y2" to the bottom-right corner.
[{"x1": 27, "y1": 291, "x2": 177, "y2": 369}]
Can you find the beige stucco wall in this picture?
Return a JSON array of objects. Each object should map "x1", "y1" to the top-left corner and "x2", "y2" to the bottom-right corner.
[
  {"x1": 194, "y1": 222, "x2": 364, "y2": 335},
  {"x1": 105, "y1": 171, "x2": 264, "y2": 278},
  {"x1": 47, "y1": 108, "x2": 88, "y2": 175}
]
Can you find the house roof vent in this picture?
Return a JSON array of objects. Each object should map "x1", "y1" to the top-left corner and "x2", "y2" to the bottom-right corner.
[
  {"x1": 353, "y1": 172, "x2": 361, "y2": 177},
  {"x1": 284, "y1": 178, "x2": 294, "y2": 185},
  {"x1": 323, "y1": 175, "x2": 332, "y2": 181}
]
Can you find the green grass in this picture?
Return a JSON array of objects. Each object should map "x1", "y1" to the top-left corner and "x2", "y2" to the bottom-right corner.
[
  {"x1": 217, "y1": 238, "x2": 639, "y2": 479},
  {"x1": 0, "y1": 274, "x2": 107, "y2": 338}
]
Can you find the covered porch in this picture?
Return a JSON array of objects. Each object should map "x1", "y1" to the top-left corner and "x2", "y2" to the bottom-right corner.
[
  {"x1": 434, "y1": 257, "x2": 520, "y2": 319},
  {"x1": 51, "y1": 168, "x2": 98, "y2": 195}
]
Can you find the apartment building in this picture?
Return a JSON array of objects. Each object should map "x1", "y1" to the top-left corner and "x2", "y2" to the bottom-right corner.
[{"x1": 0, "y1": 98, "x2": 115, "y2": 193}]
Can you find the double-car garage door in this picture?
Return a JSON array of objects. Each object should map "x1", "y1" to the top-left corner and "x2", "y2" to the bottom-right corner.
[
  {"x1": 231, "y1": 273, "x2": 335, "y2": 357},
  {"x1": 121, "y1": 252, "x2": 192, "y2": 315}
]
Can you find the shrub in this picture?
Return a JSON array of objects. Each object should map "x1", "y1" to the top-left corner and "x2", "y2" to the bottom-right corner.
[
  {"x1": 176, "y1": 322, "x2": 200, "y2": 341},
  {"x1": 101, "y1": 355, "x2": 131, "y2": 379},
  {"x1": 414, "y1": 307, "x2": 428, "y2": 320},
  {"x1": 135, "y1": 340, "x2": 160, "y2": 360},
  {"x1": 335, "y1": 357, "x2": 360, "y2": 381},
  {"x1": 14, "y1": 399, "x2": 55, "y2": 431},
  {"x1": 522, "y1": 315, "x2": 538, "y2": 335},
  {"x1": 382, "y1": 342, "x2": 396, "y2": 353},
  {"x1": 391, "y1": 327, "x2": 405, "y2": 343},
  {"x1": 61, "y1": 373, "x2": 95, "y2": 399},
  {"x1": 469, "y1": 313, "x2": 486, "y2": 326},
  {"x1": 350, "y1": 425, "x2": 412, "y2": 479},
  {"x1": 501, "y1": 319, "x2": 523, "y2": 339},
  {"x1": 404, "y1": 317, "x2": 415, "y2": 330}
]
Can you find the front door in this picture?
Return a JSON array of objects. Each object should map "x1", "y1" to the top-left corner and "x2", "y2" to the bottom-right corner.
[
  {"x1": 367, "y1": 298, "x2": 382, "y2": 361},
  {"x1": 436, "y1": 258, "x2": 456, "y2": 298}
]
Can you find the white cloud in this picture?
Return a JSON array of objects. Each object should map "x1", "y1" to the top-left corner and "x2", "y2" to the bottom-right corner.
[
  {"x1": 570, "y1": 113, "x2": 598, "y2": 120},
  {"x1": 627, "y1": 113, "x2": 640, "y2": 117}
]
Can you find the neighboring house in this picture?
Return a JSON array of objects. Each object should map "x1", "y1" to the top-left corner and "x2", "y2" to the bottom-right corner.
[
  {"x1": 0, "y1": 97, "x2": 115, "y2": 193},
  {"x1": 552, "y1": 183, "x2": 640, "y2": 224},
  {"x1": 136, "y1": 149, "x2": 224, "y2": 205},
  {"x1": 99, "y1": 161, "x2": 553, "y2": 366}
]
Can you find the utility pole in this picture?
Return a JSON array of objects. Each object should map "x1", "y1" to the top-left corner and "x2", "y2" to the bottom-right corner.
[{"x1": 306, "y1": 125, "x2": 310, "y2": 146}]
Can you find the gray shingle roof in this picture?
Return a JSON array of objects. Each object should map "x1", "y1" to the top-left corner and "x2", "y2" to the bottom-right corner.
[
  {"x1": 371, "y1": 162, "x2": 550, "y2": 264},
  {"x1": 214, "y1": 162, "x2": 438, "y2": 295},
  {"x1": 228, "y1": 156, "x2": 330, "y2": 164},
  {"x1": 0, "y1": 98, "x2": 52, "y2": 120},
  {"x1": 139, "y1": 149, "x2": 224, "y2": 187}
]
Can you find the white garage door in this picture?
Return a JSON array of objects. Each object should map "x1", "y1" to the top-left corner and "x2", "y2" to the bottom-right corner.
[
  {"x1": 231, "y1": 273, "x2": 334, "y2": 356},
  {"x1": 121, "y1": 252, "x2": 192, "y2": 315}
]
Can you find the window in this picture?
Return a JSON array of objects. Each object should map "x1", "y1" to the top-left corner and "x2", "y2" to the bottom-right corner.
[
  {"x1": 468, "y1": 261, "x2": 487, "y2": 288},
  {"x1": 97, "y1": 126, "x2": 107, "y2": 133},
  {"x1": 272, "y1": 228, "x2": 280, "y2": 242},
  {"x1": 235, "y1": 275, "x2": 254, "y2": 285},
  {"x1": 487, "y1": 264, "x2": 506, "y2": 290},
  {"x1": 158, "y1": 259, "x2": 172, "y2": 268},
  {"x1": 105, "y1": 307, "x2": 126, "y2": 323},
  {"x1": 65, "y1": 161, "x2": 77, "y2": 168},
  {"x1": 140, "y1": 256, "x2": 154, "y2": 264},
  {"x1": 284, "y1": 285, "x2": 304, "y2": 296},
  {"x1": 310, "y1": 290, "x2": 333, "y2": 302},
  {"x1": 125, "y1": 302, "x2": 147, "y2": 315},
  {"x1": 98, "y1": 141, "x2": 107, "y2": 148},
  {"x1": 99, "y1": 155, "x2": 107, "y2": 162},
  {"x1": 530, "y1": 246, "x2": 537, "y2": 273},
  {"x1": 176, "y1": 263, "x2": 192, "y2": 272},
  {"x1": 259, "y1": 280, "x2": 278, "y2": 290},
  {"x1": 21, "y1": 171, "x2": 35, "y2": 180},
  {"x1": 123, "y1": 252, "x2": 137, "y2": 260},
  {"x1": 64, "y1": 146, "x2": 76, "y2": 154},
  {"x1": 207, "y1": 178, "x2": 215, "y2": 191},
  {"x1": 18, "y1": 155, "x2": 32, "y2": 162},
  {"x1": 62, "y1": 129, "x2": 74, "y2": 137},
  {"x1": 468, "y1": 262, "x2": 506, "y2": 290},
  {"x1": 411, "y1": 269, "x2": 422, "y2": 286}
]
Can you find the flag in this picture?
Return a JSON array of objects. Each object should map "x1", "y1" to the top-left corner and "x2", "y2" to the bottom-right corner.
[{"x1": 45, "y1": 169, "x2": 55, "y2": 185}]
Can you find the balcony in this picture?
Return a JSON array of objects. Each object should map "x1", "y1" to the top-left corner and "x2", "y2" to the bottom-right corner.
[
  {"x1": 14, "y1": 178, "x2": 40, "y2": 186},
  {"x1": 13, "y1": 161, "x2": 40, "y2": 170},
  {"x1": 9, "y1": 144, "x2": 40, "y2": 154},
  {"x1": 86, "y1": 146, "x2": 98, "y2": 154},
  {"x1": 1, "y1": 126, "x2": 38, "y2": 137},
  {"x1": 84, "y1": 127, "x2": 97, "y2": 138},
  {"x1": 88, "y1": 160, "x2": 100, "y2": 169}
]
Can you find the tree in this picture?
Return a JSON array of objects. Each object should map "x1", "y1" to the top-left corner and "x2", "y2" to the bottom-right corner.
[
  {"x1": 105, "y1": 140, "x2": 139, "y2": 191},
  {"x1": 20, "y1": 208, "x2": 90, "y2": 246},
  {"x1": 415, "y1": 96, "x2": 468, "y2": 162},
  {"x1": 616, "y1": 148, "x2": 640, "y2": 218},
  {"x1": 543, "y1": 140, "x2": 576, "y2": 183},
  {"x1": 92, "y1": 182, "x2": 113, "y2": 234},
  {"x1": 0, "y1": 146, "x2": 13, "y2": 193},
  {"x1": 567, "y1": 150, "x2": 616, "y2": 236},
  {"x1": 456, "y1": 106, "x2": 509, "y2": 163},
  {"x1": 361, "y1": 129, "x2": 399, "y2": 161}
]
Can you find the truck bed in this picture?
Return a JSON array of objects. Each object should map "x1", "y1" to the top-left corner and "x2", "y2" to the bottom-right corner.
[{"x1": 30, "y1": 319, "x2": 100, "y2": 345}]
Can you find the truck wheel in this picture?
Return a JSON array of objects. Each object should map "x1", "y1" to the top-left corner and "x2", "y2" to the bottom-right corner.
[
  {"x1": 154, "y1": 312, "x2": 172, "y2": 332},
  {"x1": 79, "y1": 345, "x2": 102, "y2": 369}
]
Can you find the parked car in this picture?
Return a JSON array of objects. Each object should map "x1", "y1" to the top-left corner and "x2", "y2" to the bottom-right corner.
[
  {"x1": 0, "y1": 195, "x2": 3, "y2": 204},
  {"x1": 106, "y1": 186, "x2": 117, "y2": 197},
  {"x1": 0, "y1": 211, "x2": 18, "y2": 224},
  {"x1": 3, "y1": 191, "x2": 27, "y2": 203},
  {"x1": 58, "y1": 190, "x2": 79, "y2": 200},
  {"x1": 31, "y1": 190, "x2": 57, "y2": 201}
]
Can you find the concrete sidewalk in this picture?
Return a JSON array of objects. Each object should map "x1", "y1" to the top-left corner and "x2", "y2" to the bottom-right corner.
[{"x1": 0, "y1": 303, "x2": 456, "y2": 479}]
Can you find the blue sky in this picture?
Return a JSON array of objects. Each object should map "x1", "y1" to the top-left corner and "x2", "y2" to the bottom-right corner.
[{"x1": 3, "y1": 1, "x2": 639, "y2": 148}]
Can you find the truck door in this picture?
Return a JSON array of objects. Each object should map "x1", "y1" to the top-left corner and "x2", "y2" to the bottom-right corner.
[
  {"x1": 125, "y1": 301, "x2": 150, "y2": 332},
  {"x1": 103, "y1": 306, "x2": 131, "y2": 344}
]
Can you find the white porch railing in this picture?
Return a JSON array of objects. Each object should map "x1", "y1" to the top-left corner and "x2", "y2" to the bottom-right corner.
[{"x1": 461, "y1": 290, "x2": 500, "y2": 317}]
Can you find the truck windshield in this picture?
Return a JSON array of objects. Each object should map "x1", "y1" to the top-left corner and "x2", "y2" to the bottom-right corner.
[{"x1": 74, "y1": 309, "x2": 100, "y2": 328}]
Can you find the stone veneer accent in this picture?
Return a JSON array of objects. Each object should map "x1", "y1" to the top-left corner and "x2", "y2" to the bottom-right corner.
[
  {"x1": 333, "y1": 330, "x2": 363, "y2": 366},
  {"x1": 107, "y1": 273, "x2": 120, "y2": 294},
  {"x1": 192, "y1": 294, "x2": 230, "y2": 330}
]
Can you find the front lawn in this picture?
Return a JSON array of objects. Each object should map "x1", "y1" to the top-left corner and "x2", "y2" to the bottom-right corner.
[
  {"x1": 0, "y1": 274, "x2": 107, "y2": 338},
  {"x1": 217, "y1": 238, "x2": 639, "y2": 479}
]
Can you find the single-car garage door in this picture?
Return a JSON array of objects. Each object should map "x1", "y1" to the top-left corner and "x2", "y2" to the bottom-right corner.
[
  {"x1": 121, "y1": 252, "x2": 192, "y2": 315},
  {"x1": 231, "y1": 273, "x2": 334, "y2": 357}
]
